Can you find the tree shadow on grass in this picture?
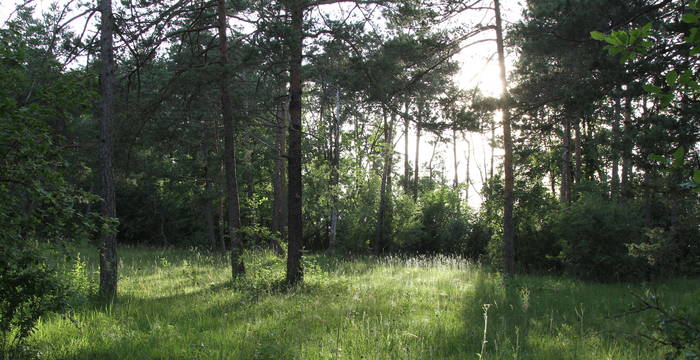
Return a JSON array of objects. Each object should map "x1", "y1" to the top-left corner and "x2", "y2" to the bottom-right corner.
[{"x1": 424, "y1": 272, "x2": 666, "y2": 360}]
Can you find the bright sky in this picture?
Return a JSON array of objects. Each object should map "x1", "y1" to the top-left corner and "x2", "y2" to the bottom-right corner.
[{"x1": 1, "y1": 0, "x2": 523, "y2": 209}]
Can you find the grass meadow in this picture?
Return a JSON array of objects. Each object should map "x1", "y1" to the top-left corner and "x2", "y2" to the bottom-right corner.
[{"x1": 31, "y1": 246, "x2": 699, "y2": 359}]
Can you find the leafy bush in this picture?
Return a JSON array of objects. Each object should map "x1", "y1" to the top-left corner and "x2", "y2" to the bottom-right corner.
[
  {"x1": 0, "y1": 246, "x2": 68, "y2": 359},
  {"x1": 555, "y1": 194, "x2": 645, "y2": 281},
  {"x1": 392, "y1": 186, "x2": 480, "y2": 256},
  {"x1": 0, "y1": 23, "x2": 101, "y2": 357},
  {"x1": 481, "y1": 176, "x2": 560, "y2": 271}
]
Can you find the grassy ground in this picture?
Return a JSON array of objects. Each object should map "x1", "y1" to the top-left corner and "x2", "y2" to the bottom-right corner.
[{"x1": 31, "y1": 246, "x2": 698, "y2": 359}]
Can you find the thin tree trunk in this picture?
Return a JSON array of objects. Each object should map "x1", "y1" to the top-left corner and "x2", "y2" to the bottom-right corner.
[
  {"x1": 560, "y1": 116, "x2": 572, "y2": 204},
  {"x1": 611, "y1": 97, "x2": 621, "y2": 199},
  {"x1": 217, "y1": 0, "x2": 244, "y2": 278},
  {"x1": 375, "y1": 107, "x2": 394, "y2": 255},
  {"x1": 202, "y1": 132, "x2": 218, "y2": 251},
  {"x1": 271, "y1": 99, "x2": 287, "y2": 255},
  {"x1": 574, "y1": 119, "x2": 582, "y2": 186},
  {"x1": 621, "y1": 95, "x2": 633, "y2": 199},
  {"x1": 452, "y1": 127, "x2": 459, "y2": 189},
  {"x1": 465, "y1": 139, "x2": 471, "y2": 204},
  {"x1": 495, "y1": 0, "x2": 515, "y2": 277},
  {"x1": 428, "y1": 138, "x2": 438, "y2": 181},
  {"x1": 490, "y1": 122, "x2": 495, "y2": 180},
  {"x1": 286, "y1": 0, "x2": 304, "y2": 285},
  {"x1": 413, "y1": 102, "x2": 422, "y2": 200},
  {"x1": 98, "y1": 0, "x2": 117, "y2": 299},
  {"x1": 403, "y1": 101, "x2": 410, "y2": 193},
  {"x1": 328, "y1": 87, "x2": 341, "y2": 253}
]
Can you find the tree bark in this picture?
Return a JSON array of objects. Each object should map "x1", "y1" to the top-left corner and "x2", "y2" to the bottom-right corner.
[
  {"x1": 98, "y1": 0, "x2": 117, "y2": 299},
  {"x1": 495, "y1": 0, "x2": 515, "y2": 277},
  {"x1": 452, "y1": 127, "x2": 459, "y2": 189},
  {"x1": 465, "y1": 139, "x2": 471, "y2": 204},
  {"x1": 217, "y1": 0, "x2": 245, "y2": 279},
  {"x1": 611, "y1": 97, "x2": 621, "y2": 199},
  {"x1": 560, "y1": 116, "x2": 572, "y2": 204},
  {"x1": 202, "y1": 130, "x2": 218, "y2": 251},
  {"x1": 271, "y1": 98, "x2": 288, "y2": 254},
  {"x1": 375, "y1": 107, "x2": 394, "y2": 255},
  {"x1": 621, "y1": 95, "x2": 633, "y2": 199},
  {"x1": 574, "y1": 118, "x2": 582, "y2": 186},
  {"x1": 403, "y1": 101, "x2": 410, "y2": 193},
  {"x1": 328, "y1": 87, "x2": 341, "y2": 253},
  {"x1": 413, "y1": 102, "x2": 422, "y2": 201},
  {"x1": 286, "y1": 0, "x2": 304, "y2": 285}
]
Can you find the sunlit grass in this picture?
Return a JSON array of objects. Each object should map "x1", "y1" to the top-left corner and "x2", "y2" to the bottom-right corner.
[{"x1": 31, "y1": 246, "x2": 698, "y2": 359}]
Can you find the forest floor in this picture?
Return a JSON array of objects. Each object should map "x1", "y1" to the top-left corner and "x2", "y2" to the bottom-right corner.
[{"x1": 32, "y1": 246, "x2": 698, "y2": 359}]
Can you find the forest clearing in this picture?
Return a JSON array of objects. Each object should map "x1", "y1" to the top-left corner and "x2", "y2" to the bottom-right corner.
[
  {"x1": 2, "y1": 0, "x2": 700, "y2": 358},
  {"x1": 30, "y1": 247, "x2": 699, "y2": 359}
]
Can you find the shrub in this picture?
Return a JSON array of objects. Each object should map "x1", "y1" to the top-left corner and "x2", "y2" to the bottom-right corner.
[{"x1": 555, "y1": 194, "x2": 645, "y2": 281}]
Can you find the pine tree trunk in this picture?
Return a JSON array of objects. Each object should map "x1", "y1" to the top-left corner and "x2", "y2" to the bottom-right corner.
[
  {"x1": 286, "y1": 0, "x2": 304, "y2": 285},
  {"x1": 495, "y1": 0, "x2": 515, "y2": 277},
  {"x1": 375, "y1": 107, "x2": 394, "y2": 255},
  {"x1": 217, "y1": 0, "x2": 244, "y2": 279},
  {"x1": 202, "y1": 132, "x2": 218, "y2": 251},
  {"x1": 452, "y1": 127, "x2": 459, "y2": 189},
  {"x1": 560, "y1": 116, "x2": 572, "y2": 204},
  {"x1": 328, "y1": 88, "x2": 341, "y2": 253},
  {"x1": 621, "y1": 95, "x2": 633, "y2": 199},
  {"x1": 98, "y1": 0, "x2": 117, "y2": 299},
  {"x1": 413, "y1": 102, "x2": 422, "y2": 201},
  {"x1": 271, "y1": 99, "x2": 287, "y2": 255},
  {"x1": 611, "y1": 97, "x2": 621, "y2": 199},
  {"x1": 403, "y1": 101, "x2": 410, "y2": 193},
  {"x1": 574, "y1": 119, "x2": 582, "y2": 187}
]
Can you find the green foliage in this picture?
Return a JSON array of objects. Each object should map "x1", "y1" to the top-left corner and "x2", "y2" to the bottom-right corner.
[
  {"x1": 555, "y1": 194, "x2": 645, "y2": 281},
  {"x1": 620, "y1": 291, "x2": 700, "y2": 360},
  {"x1": 0, "y1": 15, "x2": 102, "y2": 357},
  {"x1": 481, "y1": 175, "x2": 560, "y2": 272},
  {"x1": 0, "y1": 246, "x2": 68, "y2": 359},
  {"x1": 392, "y1": 186, "x2": 479, "y2": 256}
]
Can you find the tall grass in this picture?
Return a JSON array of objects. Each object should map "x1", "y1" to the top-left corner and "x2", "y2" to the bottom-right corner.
[{"x1": 31, "y1": 246, "x2": 699, "y2": 359}]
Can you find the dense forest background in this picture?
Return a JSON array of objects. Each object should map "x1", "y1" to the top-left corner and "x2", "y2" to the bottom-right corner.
[{"x1": 1, "y1": 0, "x2": 700, "y2": 357}]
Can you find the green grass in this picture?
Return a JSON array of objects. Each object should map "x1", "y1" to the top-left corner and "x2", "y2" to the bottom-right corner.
[{"x1": 31, "y1": 246, "x2": 699, "y2": 359}]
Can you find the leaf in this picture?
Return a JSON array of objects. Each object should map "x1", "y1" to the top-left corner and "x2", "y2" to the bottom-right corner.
[
  {"x1": 694, "y1": 170, "x2": 700, "y2": 184},
  {"x1": 643, "y1": 84, "x2": 662, "y2": 93},
  {"x1": 648, "y1": 154, "x2": 668, "y2": 164},
  {"x1": 682, "y1": 13, "x2": 699, "y2": 24},
  {"x1": 660, "y1": 93, "x2": 673, "y2": 108},
  {"x1": 672, "y1": 147, "x2": 685, "y2": 168},
  {"x1": 590, "y1": 31, "x2": 607, "y2": 41},
  {"x1": 666, "y1": 70, "x2": 678, "y2": 87}
]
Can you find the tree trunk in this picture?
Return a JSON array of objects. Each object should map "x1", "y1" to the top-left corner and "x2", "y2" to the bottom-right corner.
[
  {"x1": 328, "y1": 87, "x2": 341, "y2": 253},
  {"x1": 217, "y1": 0, "x2": 245, "y2": 279},
  {"x1": 271, "y1": 98, "x2": 287, "y2": 255},
  {"x1": 413, "y1": 102, "x2": 422, "y2": 201},
  {"x1": 403, "y1": 101, "x2": 410, "y2": 193},
  {"x1": 452, "y1": 127, "x2": 459, "y2": 189},
  {"x1": 611, "y1": 97, "x2": 621, "y2": 199},
  {"x1": 465, "y1": 139, "x2": 471, "y2": 204},
  {"x1": 286, "y1": 0, "x2": 304, "y2": 285},
  {"x1": 621, "y1": 95, "x2": 633, "y2": 199},
  {"x1": 98, "y1": 0, "x2": 117, "y2": 299},
  {"x1": 495, "y1": 0, "x2": 515, "y2": 277},
  {"x1": 560, "y1": 116, "x2": 572, "y2": 204},
  {"x1": 202, "y1": 131, "x2": 218, "y2": 251},
  {"x1": 428, "y1": 138, "x2": 438, "y2": 181},
  {"x1": 375, "y1": 107, "x2": 394, "y2": 255},
  {"x1": 574, "y1": 118, "x2": 582, "y2": 186}
]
